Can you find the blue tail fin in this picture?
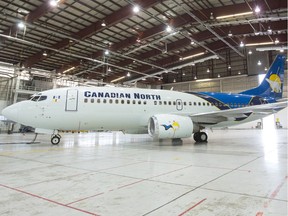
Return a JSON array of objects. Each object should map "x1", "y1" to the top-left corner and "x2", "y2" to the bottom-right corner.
[{"x1": 240, "y1": 54, "x2": 286, "y2": 100}]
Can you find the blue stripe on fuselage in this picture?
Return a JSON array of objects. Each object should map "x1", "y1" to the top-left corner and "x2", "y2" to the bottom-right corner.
[{"x1": 186, "y1": 92, "x2": 275, "y2": 110}]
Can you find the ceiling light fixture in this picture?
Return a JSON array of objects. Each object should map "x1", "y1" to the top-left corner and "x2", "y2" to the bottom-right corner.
[
  {"x1": 49, "y1": 0, "x2": 59, "y2": 7},
  {"x1": 127, "y1": 72, "x2": 131, "y2": 77},
  {"x1": 108, "y1": 67, "x2": 111, "y2": 72},
  {"x1": 257, "y1": 60, "x2": 262, "y2": 66},
  {"x1": 111, "y1": 76, "x2": 125, "y2": 83},
  {"x1": 228, "y1": 65, "x2": 231, "y2": 69},
  {"x1": 264, "y1": 67, "x2": 267, "y2": 71},
  {"x1": 194, "y1": 75, "x2": 197, "y2": 80},
  {"x1": 248, "y1": 50, "x2": 252, "y2": 55},
  {"x1": 274, "y1": 38, "x2": 279, "y2": 44},
  {"x1": 63, "y1": 67, "x2": 75, "y2": 74},
  {"x1": 240, "y1": 41, "x2": 245, "y2": 47},
  {"x1": 267, "y1": 26, "x2": 272, "y2": 34},
  {"x1": 42, "y1": 51, "x2": 47, "y2": 56},
  {"x1": 166, "y1": 25, "x2": 172, "y2": 33},
  {"x1": 182, "y1": 52, "x2": 205, "y2": 60},
  {"x1": 190, "y1": 40, "x2": 195, "y2": 45},
  {"x1": 245, "y1": 42, "x2": 274, "y2": 47},
  {"x1": 217, "y1": 74, "x2": 221, "y2": 78},
  {"x1": 17, "y1": 21, "x2": 25, "y2": 29},
  {"x1": 101, "y1": 20, "x2": 106, "y2": 27},
  {"x1": 104, "y1": 49, "x2": 109, "y2": 55},
  {"x1": 254, "y1": 31, "x2": 260, "y2": 36},
  {"x1": 210, "y1": 12, "x2": 214, "y2": 20},
  {"x1": 173, "y1": 78, "x2": 176, "y2": 83},
  {"x1": 228, "y1": 30, "x2": 232, "y2": 37},
  {"x1": 207, "y1": 68, "x2": 210, "y2": 73},
  {"x1": 254, "y1": 6, "x2": 260, "y2": 13},
  {"x1": 133, "y1": 5, "x2": 140, "y2": 13},
  {"x1": 216, "y1": 11, "x2": 252, "y2": 20}
]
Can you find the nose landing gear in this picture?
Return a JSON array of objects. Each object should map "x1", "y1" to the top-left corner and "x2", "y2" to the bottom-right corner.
[{"x1": 51, "y1": 134, "x2": 61, "y2": 145}]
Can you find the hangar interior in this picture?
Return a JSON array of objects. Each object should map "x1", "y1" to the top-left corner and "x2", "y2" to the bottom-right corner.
[{"x1": 0, "y1": 0, "x2": 287, "y2": 215}]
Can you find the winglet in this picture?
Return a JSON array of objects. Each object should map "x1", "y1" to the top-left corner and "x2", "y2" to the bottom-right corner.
[{"x1": 240, "y1": 54, "x2": 286, "y2": 100}]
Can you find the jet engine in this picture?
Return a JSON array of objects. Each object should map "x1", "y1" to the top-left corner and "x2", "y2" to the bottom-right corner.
[{"x1": 148, "y1": 114, "x2": 193, "y2": 139}]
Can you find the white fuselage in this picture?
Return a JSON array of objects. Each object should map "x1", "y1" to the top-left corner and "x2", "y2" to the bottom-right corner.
[{"x1": 2, "y1": 87, "x2": 269, "y2": 134}]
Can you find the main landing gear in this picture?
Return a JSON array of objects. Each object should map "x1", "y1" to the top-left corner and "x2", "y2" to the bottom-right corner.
[
  {"x1": 51, "y1": 134, "x2": 61, "y2": 145},
  {"x1": 193, "y1": 132, "x2": 208, "y2": 143}
]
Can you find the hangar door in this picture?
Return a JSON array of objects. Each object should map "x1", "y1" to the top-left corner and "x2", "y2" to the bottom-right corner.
[{"x1": 66, "y1": 89, "x2": 78, "y2": 111}]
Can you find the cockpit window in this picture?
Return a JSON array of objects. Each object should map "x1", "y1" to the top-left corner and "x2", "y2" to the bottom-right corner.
[
  {"x1": 30, "y1": 95, "x2": 47, "y2": 102},
  {"x1": 38, "y1": 96, "x2": 47, "y2": 101}
]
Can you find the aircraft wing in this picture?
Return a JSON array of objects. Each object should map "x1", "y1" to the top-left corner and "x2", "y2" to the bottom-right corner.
[{"x1": 183, "y1": 101, "x2": 287, "y2": 126}]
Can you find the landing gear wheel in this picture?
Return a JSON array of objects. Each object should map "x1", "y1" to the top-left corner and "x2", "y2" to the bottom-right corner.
[
  {"x1": 51, "y1": 135, "x2": 60, "y2": 145},
  {"x1": 193, "y1": 132, "x2": 208, "y2": 142}
]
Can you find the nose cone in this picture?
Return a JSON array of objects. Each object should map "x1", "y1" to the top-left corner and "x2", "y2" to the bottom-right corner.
[{"x1": 2, "y1": 104, "x2": 19, "y2": 122}]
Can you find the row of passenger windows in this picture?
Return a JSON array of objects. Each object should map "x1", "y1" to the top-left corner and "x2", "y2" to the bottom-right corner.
[{"x1": 83, "y1": 98, "x2": 253, "y2": 107}]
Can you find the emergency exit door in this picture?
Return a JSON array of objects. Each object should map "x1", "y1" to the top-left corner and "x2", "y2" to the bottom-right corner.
[{"x1": 66, "y1": 89, "x2": 78, "y2": 111}]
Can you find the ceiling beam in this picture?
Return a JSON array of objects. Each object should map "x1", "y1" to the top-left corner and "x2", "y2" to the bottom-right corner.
[{"x1": 23, "y1": 0, "x2": 162, "y2": 68}]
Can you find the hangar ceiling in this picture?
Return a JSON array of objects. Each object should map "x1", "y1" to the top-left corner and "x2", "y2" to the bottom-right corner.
[{"x1": 0, "y1": 0, "x2": 287, "y2": 85}]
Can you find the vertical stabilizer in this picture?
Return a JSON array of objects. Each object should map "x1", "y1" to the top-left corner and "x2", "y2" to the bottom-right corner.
[{"x1": 240, "y1": 54, "x2": 286, "y2": 100}]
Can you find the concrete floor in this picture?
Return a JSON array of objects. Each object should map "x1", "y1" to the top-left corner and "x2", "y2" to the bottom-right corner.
[{"x1": 0, "y1": 129, "x2": 287, "y2": 216}]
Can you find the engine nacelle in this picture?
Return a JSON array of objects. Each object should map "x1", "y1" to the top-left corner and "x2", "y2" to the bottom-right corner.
[{"x1": 148, "y1": 114, "x2": 193, "y2": 139}]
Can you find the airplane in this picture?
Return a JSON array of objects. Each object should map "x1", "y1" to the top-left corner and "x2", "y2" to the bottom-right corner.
[{"x1": 1, "y1": 54, "x2": 287, "y2": 145}]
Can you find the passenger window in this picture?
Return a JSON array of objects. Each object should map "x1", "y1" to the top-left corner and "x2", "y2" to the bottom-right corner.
[
  {"x1": 164, "y1": 101, "x2": 167, "y2": 105},
  {"x1": 115, "y1": 99, "x2": 119, "y2": 104},
  {"x1": 84, "y1": 98, "x2": 88, "y2": 103},
  {"x1": 184, "y1": 102, "x2": 187, "y2": 106},
  {"x1": 207, "y1": 103, "x2": 210, "y2": 106},
  {"x1": 173, "y1": 101, "x2": 176, "y2": 105},
  {"x1": 121, "y1": 100, "x2": 125, "y2": 104},
  {"x1": 168, "y1": 101, "x2": 171, "y2": 105},
  {"x1": 202, "y1": 102, "x2": 205, "y2": 106},
  {"x1": 132, "y1": 100, "x2": 136, "y2": 104},
  {"x1": 97, "y1": 99, "x2": 101, "y2": 103},
  {"x1": 109, "y1": 99, "x2": 113, "y2": 104},
  {"x1": 91, "y1": 99, "x2": 94, "y2": 103},
  {"x1": 103, "y1": 99, "x2": 107, "y2": 103},
  {"x1": 127, "y1": 100, "x2": 130, "y2": 104},
  {"x1": 154, "y1": 101, "x2": 157, "y2": 105},
  {"x1": 198, "y1": 102, "x2": 201, "y2": 106},
  {"x1": 143, "y1": 101, "x2": 147, "y2": 105},
  {"x1": 159, "y1": 101, "x2": 162, "y2": 105},
  {"x1": 194, "y1": 102, "x2": 197, "y2": 106},
  {"x1": 138, "y1": 101, "x2": 141, "y2": 105},
  {"x1": 189, "y1": 102, "x2": 192, "y2": 106}
]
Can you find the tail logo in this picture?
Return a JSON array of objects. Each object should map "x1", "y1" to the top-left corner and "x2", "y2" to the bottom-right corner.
[{"x1": 266, "y1": 74, "x2": 282, "y2": 93}]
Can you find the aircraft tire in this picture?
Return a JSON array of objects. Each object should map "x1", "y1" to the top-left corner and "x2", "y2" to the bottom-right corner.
[
  {"x1": 51, "y1": 135, "x2": 60, "y2": 145},
  {"x1": 199, "y1": 132, "x2": 208, "y2": 142},
  {"x1": 193, "y1": 132, "x2": 208, "y2": 142}
]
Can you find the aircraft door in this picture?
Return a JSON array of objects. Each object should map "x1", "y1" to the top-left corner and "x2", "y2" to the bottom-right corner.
[
  {"x1": 66, "y1": 89, "x2": 78, "y2": 111},
  {"x1": 176, "y1": 99, "x2": 183, "y2": 111}
]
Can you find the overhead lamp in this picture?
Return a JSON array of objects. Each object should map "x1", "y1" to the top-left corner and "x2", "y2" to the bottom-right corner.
[
  {"x1": 228, "y1": 30, "x2": 232, "y2": 37},
  {"x1": 240, "y1": 41, "x2": 245, "y2": 47},
  {"x1": 179, "y1": 57, "x2": 183, "y2": 61},
  {"x1": 108, "y1": 67, "x2": 111, "y2": 72},
  {"x1": 194, "y1": 75, "x2": 197, "y2": 80},
  {"x1": 207, "y1": 68, "x2": 210, "y2": 73},
  {"x1": 264, "y1": 67, "x2": 267, "y2": 71},
  {"x1": 267, "y1": 26, "x2": 272, "y2": 34},
  {"x1": 279, "y1": 49, "x2": 284, "y2": 53},
  {"x1": 17, "y1": 21, "x2": 25, "y2": 29},
  {"x1": 182, "y1": 52, "x2": 205, "y2": 60},
  {"x1": 173, "y1": 78, "x2": 176, "y2": 83},
  {"x1": 133, "y1": 5, "x2": 140, "y2": 13},
  {"x1": 142, "y1": 78, "x2": 146, "y2": 81},
  {"x1": 104, "y1": 49, "x2": 109, "y2": 55},
  {"x1": 216, "y1": 11, "x2": 252, "y2": 20},
  {"x1": 254, "y1": 6, "x2": 260, "y2": 13},
  {"x1": 254, "y1": 31, "x2": 260, "y2": 36},
  {"x1": 49, "y1": 0, "x2": 59, "y2": 7},
  {"x1": 257, "y1": 60, "x2": 262, "y2": 66},
  {"x1": 63, "y1": 67, "x2": 75, "y2": 74},
  {"x1": 238, "y1": 71, "x2": 241, "y2": 75},
  {"x1": 228, "y1": 65, "x2": 231, "y2": 69},
  {"x1": 248, "y1": 50, "x2": 252, "y2": 55},
  {"x1": 191, "y1": 63, "x2": 195, "y2": 66},
  {"x1": 245, "y1": 41, "x2": 274, "y2": 47},
  {"x1": 210, "y1": 12, "x2": 214, "y2": 20},
  {"x1": 101, "y1": 20, "x2": 106, "y2": 27},
  {"x1": 275, "y1": 38, "x2": 279, "y2": 44},
  {"x1": 166, "y1": 25, "x2": 172, "y2": 33},
  {"x1": 111, "y1": 76, "x2": 125, "y2": 83},
  {"x1": 182, "y1": 72, "x2": 186, "y2": 76},
  {"x1": 42, "y1": 51, "x2": 47, "y2": 56},
  {"x1": 127, "y1": 72, "x2": 131, "y2": 77},
  {"x1": 190, "y1": 40, "x2": 195, "y2": 45},
  {"x1": 136, "y1": 38, "x2": 141, "y2": 43},
  {"x1": 217, "y1": 74, "x2": 221, "y2": 78}
]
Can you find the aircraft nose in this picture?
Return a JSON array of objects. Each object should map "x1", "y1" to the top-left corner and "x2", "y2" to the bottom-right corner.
[{"x1": 2, "y1": 104, "x2": 19, "y2": 122}]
